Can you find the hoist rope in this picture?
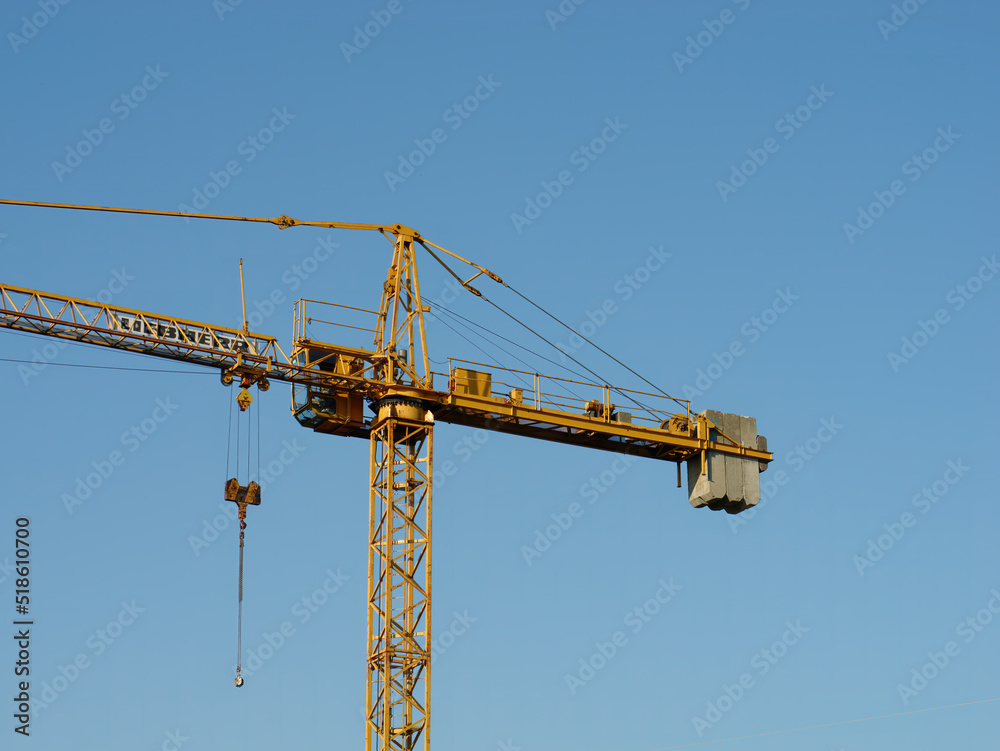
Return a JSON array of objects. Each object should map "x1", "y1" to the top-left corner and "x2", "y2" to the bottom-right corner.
[
  {"x1": 235, "y1": 406, "x2": 241, "y2": 482},
  {"x1": 225, "y1": 384, "x2": 233, "y2": 481},
  {"x1": 236, "y1": 516, "x2": 245, "y2": 678},
  {"x1": 500, "y1": 282, "x2": 689, "y2": 412},
  {"x1": 425, "y1": 300, "x2": 593, "y2": 393},
  {"x1": 415, "y1": 239, "x2": 684, "y2": 416},
  {"x1": 429, "y1": 302, "x2": 535, "y2": 375},
  {"x1": 477, "y1": 294, "x2": 661, "y2": 417},
  {"x1": 427, "y1": 301, "x2": 588, "y2": 403},
  {"x1": 233, "y1": 395, "x2": 257, "y2": 685},
  {"x1": 427, "y1": 310, "x2": 532, "y2": 389}
]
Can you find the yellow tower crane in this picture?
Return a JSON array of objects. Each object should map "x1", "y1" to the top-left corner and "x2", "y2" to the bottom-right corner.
[{"x1": 0, "y1": 199, "x2": 772, "y2": 751}]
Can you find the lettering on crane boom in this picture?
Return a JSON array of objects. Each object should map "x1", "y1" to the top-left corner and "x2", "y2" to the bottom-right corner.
[{"x1": 116, "y1": 315, "x2": 255, "y2": 354}]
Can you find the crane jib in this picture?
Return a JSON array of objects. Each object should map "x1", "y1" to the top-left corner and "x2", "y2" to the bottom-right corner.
[{"x1": 0, "y1": 283, "x2": 278, "y2": 367}]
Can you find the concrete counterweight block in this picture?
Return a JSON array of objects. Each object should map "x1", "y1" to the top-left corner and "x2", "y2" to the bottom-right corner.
[{"x1": 687, "y1": 410, "x2": 762, "y2": 514}]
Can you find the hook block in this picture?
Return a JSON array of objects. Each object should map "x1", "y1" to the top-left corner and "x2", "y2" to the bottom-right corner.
[{"x1": 224, "y1": 478, "x2": 261, "y2": 506}]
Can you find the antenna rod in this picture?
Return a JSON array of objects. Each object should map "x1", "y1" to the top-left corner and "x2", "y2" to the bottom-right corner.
[{"x1": 239, "y1": 259, "x2": 248, "y2": 334}]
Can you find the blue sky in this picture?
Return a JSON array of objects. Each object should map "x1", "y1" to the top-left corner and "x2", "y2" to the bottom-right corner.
[{"x1": 1, "y1": 1, "x2": 998, "y2": 749}]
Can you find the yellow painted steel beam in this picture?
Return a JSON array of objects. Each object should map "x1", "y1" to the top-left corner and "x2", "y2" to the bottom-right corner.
[
  {"x1": 437, "y1": 391, "x2": 772, "y2": 463},
  {"x1": 0, "y1": 283, "x2": 275, "y2": 358},
  {"x1": 0, "y1": 282, "x2": 772, "y2": 467},
  {"x1": 0, "y1": 199, "x2": 508, "y2": 314},
  {"x1": 367, "y1": 409, "x2": 432, "y2": 751},
  {"x1": 0, "y1": 282, "x2": 361, "y2": 389},
  {"x1": 0, "y1": 198, "x2": 420, "y2": 237}
]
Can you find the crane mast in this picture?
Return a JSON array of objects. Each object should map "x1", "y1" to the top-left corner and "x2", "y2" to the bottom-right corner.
[
  {"x1": 366, "y1": 230, "x2": 433, "y2": 750},
  {"x1": 0, "y1": 201, "x2": 772, "y2": 751}
]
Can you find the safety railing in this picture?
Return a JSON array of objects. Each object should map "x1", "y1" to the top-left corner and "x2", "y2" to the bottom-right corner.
[
  {"x1": 440, "y1": 358, "x2": 690, "y2": 430},
  {"x1": 294, "y1": 298, "x2": 379, "y2": 352}
]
